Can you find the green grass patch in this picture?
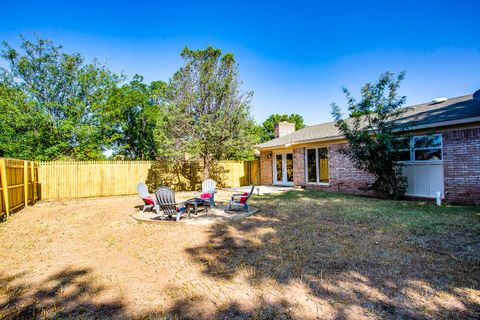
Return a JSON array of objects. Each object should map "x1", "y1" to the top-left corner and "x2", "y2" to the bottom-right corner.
[{"x1": 252, "y1": 189, "x2": 480, "y2": 234}]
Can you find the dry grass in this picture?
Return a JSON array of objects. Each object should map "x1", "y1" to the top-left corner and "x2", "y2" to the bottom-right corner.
[{"x1": 0, "y1": 189, "x2": 479, "y2": 319}]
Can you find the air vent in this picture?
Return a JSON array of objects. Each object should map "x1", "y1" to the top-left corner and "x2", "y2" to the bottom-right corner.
[
  {"x1": 474, "y1": 89, "x2": 480, "y2": 101},
  {"x1": 431, "y1": 97, "x2": 448, "y2": 104}
]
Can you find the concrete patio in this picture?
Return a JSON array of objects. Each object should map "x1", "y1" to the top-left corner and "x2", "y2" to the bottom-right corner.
[{"x1": 131, "y1": 185, "x2": 295, "y2": 224}]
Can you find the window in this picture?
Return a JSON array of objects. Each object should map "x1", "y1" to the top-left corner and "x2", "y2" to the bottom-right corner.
[
  {"x1": 286, "y1": 153, "x2": 293, "y2": 182},
  {"x1": 276, "y1": 154, "x2": 283, "y2": 181},
  {"x1": 396, "y1": 137, "x2": 411, "y2": 162},
  {"x1": 305, "y1": 147, "x2": 329, "y2": 183},
  {"x1": 318, "y1": 148, "x2": 329, "y2": 183},
  {"x1": 413, "y1": 135, "x2": 442, "y2": 161},
  {"x1": 307, "y1": 149, "x2": 317, "y2": 183},
  {"x1": 396, "y1": 134, "x2": 442, "y2": 162}
]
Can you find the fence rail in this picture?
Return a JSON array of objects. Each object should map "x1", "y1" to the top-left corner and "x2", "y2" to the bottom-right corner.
[
  {"x1": 38, "y1": 160, "x2": 260, "y2": 201},
  {"x1": 0, "y1": 158, "x2": 40, "y2": 220}
]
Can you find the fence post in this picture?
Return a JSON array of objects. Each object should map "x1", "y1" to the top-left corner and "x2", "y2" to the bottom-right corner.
[
  {"x1": 24, "y1": 161, "x2": 29, "y2": 207},
  {"x1": 0, "y1": 159, "x2": 10, "y2": 217},
  {"x1": 31, "y1": 162, "x2": 36, "y2": 204}
]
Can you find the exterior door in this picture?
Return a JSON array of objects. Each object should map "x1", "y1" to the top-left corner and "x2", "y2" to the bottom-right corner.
[{"x1": 273, "y1": 153, "x2": 294, "y2": 185}]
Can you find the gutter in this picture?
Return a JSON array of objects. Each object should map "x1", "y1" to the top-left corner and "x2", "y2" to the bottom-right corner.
[{"x1": 257, "y1": 116, "x2": 480, "y2": 150}]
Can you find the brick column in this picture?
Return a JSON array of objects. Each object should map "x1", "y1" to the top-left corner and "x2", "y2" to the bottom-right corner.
[
  {"x1": 443, "y1": 128, "x2": 480, "y2": 204},
  {"x1": 260, "y1": 151, "x2": 273, "y2": 185},
  {"x1": 293, "y1": 147, "x2": 305, "y2": 186}
]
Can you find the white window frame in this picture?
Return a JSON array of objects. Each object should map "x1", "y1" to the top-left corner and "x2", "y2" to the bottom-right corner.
[
  {"x1": 412, "y1": 134, "x2": 443, "y2": 163},
  {"x1": 305, "y1": 147, "x2": 329, "y2": 185},
  {"x1": 397, "y1": 134, "x2": 443, "y2": 164}
]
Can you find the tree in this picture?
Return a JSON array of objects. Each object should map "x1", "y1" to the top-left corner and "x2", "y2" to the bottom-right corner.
[
  {"x1": 260, "y1": 114, "x2": 306, "y2": 142},
  {"x1": 157, "y1": 46, "x2": 258, "y2": 178},
  {"x1": 330, "y1": 71, "x2": 409, "y2": 198},
  {"x1": 0, "y1": 34, "x2": 121, "y2": 160},
  {"x1": 0, "y1": 83, "x2": 52, "y2": 159},
  {"x1": 103, "y1": 75, "x2": 166, "y2": 160}
]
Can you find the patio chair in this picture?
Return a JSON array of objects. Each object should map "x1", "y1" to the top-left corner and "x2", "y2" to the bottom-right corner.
[
  {"x1": 155, "y1": 186, "x2": 188, "y2": 221},
  {"x1": 137, "y1": 182, "x2": 159, "y2": 214},
  {"x1": 225, "y1": 185, "x2": 255, "y2": 213},
  {"x1": 195, "y1": 179, "x2": 216, "y2": 207}
]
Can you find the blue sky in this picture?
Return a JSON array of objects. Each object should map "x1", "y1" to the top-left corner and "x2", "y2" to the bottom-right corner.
[{"x1": 1, "y1": 0, "x2": 479, "y2": 125}]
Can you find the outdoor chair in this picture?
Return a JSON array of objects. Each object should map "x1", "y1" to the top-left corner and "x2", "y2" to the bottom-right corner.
[
  {"x1": 155, "y1": 186, "x2": 188, "y2": 221},
  {"x1": 195, "y1": 179, "x2": 216, "y2": 207},
  {"x1": 137, "y1": 182, "x2": 159, "y2": 214},
  {"x1": 225, "y1": 185, "x2": 255, "y2": 213}
]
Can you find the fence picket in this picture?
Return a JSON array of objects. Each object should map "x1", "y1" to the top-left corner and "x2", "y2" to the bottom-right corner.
[
  {"x1": 37, "y1": 160, "x2": 260, "y2": 201},
  {"x1": 0, "y1": 158, "x2": 260, "y2": 219}
]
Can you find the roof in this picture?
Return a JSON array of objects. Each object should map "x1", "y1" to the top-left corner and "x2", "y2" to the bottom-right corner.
[{"x1": 257, "y1": 92, "x2": 480, "y2": 149}]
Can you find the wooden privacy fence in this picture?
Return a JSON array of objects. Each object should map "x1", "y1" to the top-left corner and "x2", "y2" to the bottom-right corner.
[
  {"x1": 0, "y1": 158, "x2": 40, "y2": 220},
  {"x1": 38, "y1": 160, "x2": 260, "y2": 201}
]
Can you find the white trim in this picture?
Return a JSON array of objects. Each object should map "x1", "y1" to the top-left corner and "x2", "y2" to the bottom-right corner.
[{"x1": 398, "y1": 134, "x2": 443, "y2": 163}]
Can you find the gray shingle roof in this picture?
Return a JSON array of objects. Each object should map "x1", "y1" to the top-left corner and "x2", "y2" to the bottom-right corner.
[{"x1": 257, "y1": 92, "x2": 480, "y2": 149}]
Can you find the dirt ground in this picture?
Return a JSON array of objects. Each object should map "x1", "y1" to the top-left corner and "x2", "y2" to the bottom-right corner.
[{"x1": 0, "y1": 190, "x2": 479, "y2": 319}]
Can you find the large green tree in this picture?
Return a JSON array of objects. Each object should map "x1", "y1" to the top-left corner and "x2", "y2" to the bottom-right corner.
[
  {"x1": 157, "y1": 46, "x2": 258, "y2": 178},
  {"x1": 104, "y1": 75, "x2": 166, "y2": 160},
  {"x1": 260, "y1": 114, "x2": 306, "y2": 142},
  {"x1": 330, "y1": 71, "x2": 409, "y2": 198},
  {"x1": 0, "y1": 35, "x2": 120, "y2": 160},
  {"x1": 0, "y1": 83, "x2": 52, "y2": 158}
]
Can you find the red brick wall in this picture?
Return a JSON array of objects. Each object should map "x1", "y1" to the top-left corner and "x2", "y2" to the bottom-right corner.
[
  {"x1": 260, "y1": 128, "x2": 480, "y2": 204},
  {"x1": 443, "y1": 128, "x2": 480, "y2": 204},
  {"x1": 259, "y1": 151, "x2": 273, "y2": 185},
  {"x1": 293, "y1": 147, "x2": 305, "y2": 186},
  {"x1": 305, "y1": 143, "x2": 375, "y2": 194}
]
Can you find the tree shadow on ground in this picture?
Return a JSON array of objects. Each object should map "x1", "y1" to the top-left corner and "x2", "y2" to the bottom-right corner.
[
  {"x1": 183, "y1": 192, "x2": 480, "y2": 319},
  {"x1": 0, "y1": 267, "x2": 124, "y2": 319},
  {"x1": 0, "y1": 268, "x2": 297, "y2": 320},
  {"x1": 151, "y1": 296, "x2": 295, "y2": 320}
]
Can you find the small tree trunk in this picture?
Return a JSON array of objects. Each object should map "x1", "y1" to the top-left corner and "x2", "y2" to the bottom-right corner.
[{"x1": 203, "y1": 154, "x2": 210, "y2": 180}]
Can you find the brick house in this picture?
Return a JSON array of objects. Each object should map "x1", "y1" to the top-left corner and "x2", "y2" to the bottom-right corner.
[{"x1": 257, "y1": 90, "x2": 480, "y2": 204}]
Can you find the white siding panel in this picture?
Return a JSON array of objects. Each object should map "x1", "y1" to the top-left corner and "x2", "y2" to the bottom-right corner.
[
  {"x1": 402, "y1": 165, "x2": 414, "y2": 195},
  {"x1": 403, "y1": 163, "x2": 444, "y2": 198},
  {"x1": 428, "y1": 164, "x2": 444, "y2": 197},
  {"x1": 413, "y1": 165, "x2": 430, "y2": 196}
]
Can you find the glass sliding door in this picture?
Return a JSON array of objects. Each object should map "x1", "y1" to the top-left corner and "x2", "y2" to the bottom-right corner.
[
  {"x1": 307, "y1": 149, "x2": 317, "y2": 183},
  {"x1": 318, "y1": 148, "x2": 329, "y2": 183},
  {"x1": 305, "y1": 147, "x2": 329, "y2": 184}
]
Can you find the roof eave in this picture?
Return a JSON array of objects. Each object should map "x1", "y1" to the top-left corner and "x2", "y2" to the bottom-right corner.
[
  {"x1": 398, "y1": 116, "x2": 480, "y2": 132},
  {"x1": 257, "y1": 135, "x2": 344, "y2": 150},
  {"x1": 257, "y1": 116, "x2": 480, "y2": 151}
]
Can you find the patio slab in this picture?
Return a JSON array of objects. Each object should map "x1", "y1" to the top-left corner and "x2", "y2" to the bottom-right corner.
[
  {"x1": 131, "y1": 186, "x2": 292, "y2": 225},
  {"x1": 131, "y1": 203, "x2": 259, "y2": 225}
]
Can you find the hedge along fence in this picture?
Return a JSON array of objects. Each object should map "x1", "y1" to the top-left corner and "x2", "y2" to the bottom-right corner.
[
  {"x1": 38, "y1": 160, "x2": 260, "y2": 201},
  {"x1": 0, "y1": 158, "x2": 40, "y2": 220}
]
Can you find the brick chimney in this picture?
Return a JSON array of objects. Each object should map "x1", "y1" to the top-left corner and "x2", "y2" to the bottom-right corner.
[{"x1": 274, "y1": 121, "x2": 295, "y2": 138}]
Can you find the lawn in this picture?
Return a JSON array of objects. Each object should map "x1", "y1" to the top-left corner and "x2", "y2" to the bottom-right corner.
[{"x1": 0, "y1": 190, "x2": 479, "y2": 319}]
